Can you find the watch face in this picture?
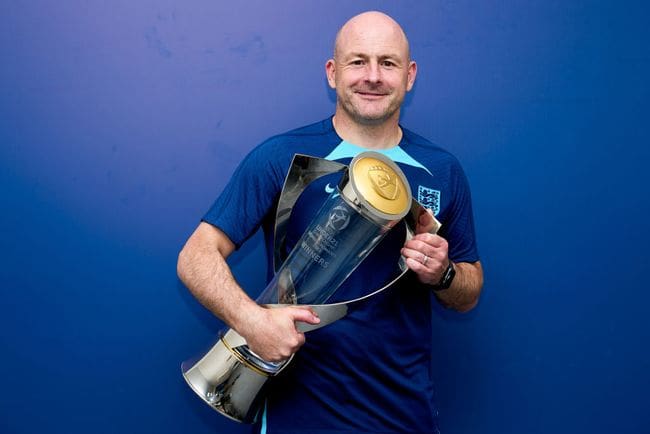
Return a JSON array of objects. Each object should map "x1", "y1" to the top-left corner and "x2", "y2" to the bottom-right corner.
[{"x1": 439, "y1": 263, "x2": 456, "y2": 290}]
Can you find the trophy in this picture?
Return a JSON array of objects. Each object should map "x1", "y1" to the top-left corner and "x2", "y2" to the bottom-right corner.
[{"x1": 181, "y1": 151, "x2": 440, "y2": 423}]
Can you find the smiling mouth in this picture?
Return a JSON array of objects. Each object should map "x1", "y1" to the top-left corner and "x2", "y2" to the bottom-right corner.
[{"x1": 356, "y1": 91, "x2": 387, "y2": 99}]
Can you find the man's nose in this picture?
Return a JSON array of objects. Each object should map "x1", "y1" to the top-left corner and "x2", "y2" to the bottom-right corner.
[{"x1": 365, "y1": 61, "x2": 381, "y2": 83}]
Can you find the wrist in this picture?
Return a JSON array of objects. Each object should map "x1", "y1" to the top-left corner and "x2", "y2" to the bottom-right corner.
[
  {"x1": 431, "y1": 261, "x2": 455, "y2": 292},
  {"x1": 231, "y1": 298, "x2": 264, "y2": 336}
]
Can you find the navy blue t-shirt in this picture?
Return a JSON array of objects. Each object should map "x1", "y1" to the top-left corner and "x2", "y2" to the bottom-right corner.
[{"x1": 203, "y1": 117, "x2": 479, "y2": 434}]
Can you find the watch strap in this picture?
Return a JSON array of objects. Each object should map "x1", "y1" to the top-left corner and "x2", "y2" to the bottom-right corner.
[{"x1": 432, "y1": 261, "x2": 456, "y2": 292}]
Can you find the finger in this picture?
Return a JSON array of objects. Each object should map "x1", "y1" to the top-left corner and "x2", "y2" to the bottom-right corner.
[
  {"x1": 403, "y1": 239, "x2": 440, "y2": 256},
  {"x1": 404, "y1": 240, "x2": 447, "y2": 258},
  {"x1": 401, "y1": 247, "x2": 438, "y2": 269},
  {"x1": 405, "y1": 257, "x2": 443, "y2": 286},
  {"x1": 416, "y1": 208, "x2": 438, "y2": 234},
  {"x1": 402, "y1": 245, "x2": 448, "y2": 273},
  {"x1": 405, "y1": 257, "x2": 429, "y2": 274},
  {"x1": 411, "y1": 233, "x2": 447, "y2": 249},
  {"x1": 410, "y1": 232, "x2": 439, "y2": 244},
  {"x1": 294, "y1": 331, "x2": 306, "y2": 347},
  {"x1": 418, "y1": 207, "x2": 434, "y2": 224},
  {"x1": 289, "y1": 307, "x2": 321, "y2": 325},
  {"x1": 401, "y1": 246, "x2": 428, "y2": 262}
]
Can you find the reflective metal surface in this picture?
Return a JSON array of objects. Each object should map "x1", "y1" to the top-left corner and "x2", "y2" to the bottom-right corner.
[
  {"x1": 348, "y1": 152, "x2": 411, "y2": 217},
  {"x1": 181, "y1": 329, "x2": 280, "y2": 423},
  {"x1": 273, "y1": 155, "x2": 346, "y2": 272},
  {"x1": 181, "y1": 152, "x2": 441, "y2": 423}
]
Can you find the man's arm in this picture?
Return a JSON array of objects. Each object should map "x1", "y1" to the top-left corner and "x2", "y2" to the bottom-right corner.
[
  {"x1": 401, "y1": 209, "x2": 483, "y2": 312},
  {"x1": 423, "y1": 259, "x2": 482, "y2": 312},
  {"x1": 177, "y1": 222, "x2": 320, "y2": 361}
]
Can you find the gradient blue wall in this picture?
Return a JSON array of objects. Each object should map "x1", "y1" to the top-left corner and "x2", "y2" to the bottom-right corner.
[{"x1": 1, "y1": 1, "x2": 648, "y2": 433}]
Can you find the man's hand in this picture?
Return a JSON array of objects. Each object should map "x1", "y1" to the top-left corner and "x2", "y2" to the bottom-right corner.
[
  {"x1": 401, "y1": 208, "x2": 449, "y2": 286},
  {"x1": 400, "y1": 207, "x2": 484, "y2": 312},
  {"x1": 238, "y1": 305, "x2": 321, "y2": 362},
  {"x1": 178, "y1": 223, "x2": 322, "y2": 362}
]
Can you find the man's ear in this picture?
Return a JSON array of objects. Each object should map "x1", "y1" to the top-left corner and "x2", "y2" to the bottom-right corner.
[
  {"x1": 406, "y1": 61, "x2": 417, "y2": 92},
  {"x1": 325, "y1": 59, "x2": 336, "y2": 89}
]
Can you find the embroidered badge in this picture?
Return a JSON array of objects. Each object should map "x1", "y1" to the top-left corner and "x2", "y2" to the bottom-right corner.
[{"x1": 418, "y1": 186, "x2": 441, "y2": 216}]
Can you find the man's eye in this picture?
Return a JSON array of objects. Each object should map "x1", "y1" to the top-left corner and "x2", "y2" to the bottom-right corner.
[
  {"x1": 382, "y1": 61, "x2": 395, "y2": 67},
  {"x1": 351, "y1": 60, "x2": 364, "y2": 66}
]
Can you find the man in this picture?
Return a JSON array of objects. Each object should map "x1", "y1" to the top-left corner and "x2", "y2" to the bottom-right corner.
[{"x1": 178, "y1": 11, "x2": 483, "y2": 434}]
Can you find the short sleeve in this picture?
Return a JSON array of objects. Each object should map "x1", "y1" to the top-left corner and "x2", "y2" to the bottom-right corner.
[
  {"x1": 202, "y1": 143, "x2": 285, "y2": 248},
  {"x1": 441, "y1": 162, "x2": 480, "y2": 263}
]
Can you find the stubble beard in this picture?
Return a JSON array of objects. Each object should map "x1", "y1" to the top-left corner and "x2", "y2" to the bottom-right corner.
[{"x1": 337, "y1": 87, "x2": 404, "y2": 127}]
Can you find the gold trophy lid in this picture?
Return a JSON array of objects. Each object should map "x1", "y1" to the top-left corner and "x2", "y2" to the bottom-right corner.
[{"x1": 343, "y1": 151, "x2": 411, "y2": 224}]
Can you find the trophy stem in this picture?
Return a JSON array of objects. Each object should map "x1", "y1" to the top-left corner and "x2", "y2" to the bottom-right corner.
[{"x1": 181, "y1": 329, "x2": 291, "y2": 423}]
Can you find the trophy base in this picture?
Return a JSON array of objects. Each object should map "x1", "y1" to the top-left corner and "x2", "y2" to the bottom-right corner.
[{"x1": 181, "y1": 329, "x2": 288, "y2": 423}]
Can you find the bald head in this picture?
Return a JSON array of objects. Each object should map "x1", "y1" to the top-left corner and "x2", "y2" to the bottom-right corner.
[
  {"x1": 333, "y1": 11, "x2": 410, "y2": 61},
  {"x1": 325, "y1": 11, "x2": 417, "y2": 131}
]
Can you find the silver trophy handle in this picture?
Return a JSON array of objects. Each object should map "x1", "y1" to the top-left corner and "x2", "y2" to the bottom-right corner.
[
  {"x1": 273, "y1": 155, "x2": 440, "y2": 332},
  {"x1": 273, "y1": 155, "x2": 347, "y2": 272}
]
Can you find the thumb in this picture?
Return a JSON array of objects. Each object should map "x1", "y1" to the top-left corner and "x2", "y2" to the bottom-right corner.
[
  {"x1": 416, "y1": 208, "x2": 436, "y2": 234},
  {"x1": 289, "y1": 307, "x2": 321, "y2": 325}
]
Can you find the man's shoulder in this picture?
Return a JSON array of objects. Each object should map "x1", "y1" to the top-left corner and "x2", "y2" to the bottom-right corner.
[
  {"x1": 237, "y1": 117, "x2": 338, "y2": 180},
  {"x1": 241, "y1": 117, "x2": 338, "y2": 165},
  {"x1": 401, "y1": 126, "x2": 462, "y2": 168},
  {"x1": 259, "y1": 118, "x2": 336, "y2": 147},
  {"x1": 281, "y1": 117, "x2": 336, "y2": 138},
  {"x1": 401, "y1": 126, "x2": 452, "y2": 154}
]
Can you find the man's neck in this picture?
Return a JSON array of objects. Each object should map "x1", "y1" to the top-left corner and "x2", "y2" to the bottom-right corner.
[{"x1": 332, "y1": 113, "x2": 403, "y2": 150}]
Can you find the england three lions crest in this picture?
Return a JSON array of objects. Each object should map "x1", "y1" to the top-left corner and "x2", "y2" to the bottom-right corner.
[{"x1": 418, "y1": 186, "x2": 440, "y2": 216}]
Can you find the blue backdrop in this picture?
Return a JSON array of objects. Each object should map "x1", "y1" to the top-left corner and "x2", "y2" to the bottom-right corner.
[{"x1": 1, "y1": 1, "x2": 648, "y2": 433}]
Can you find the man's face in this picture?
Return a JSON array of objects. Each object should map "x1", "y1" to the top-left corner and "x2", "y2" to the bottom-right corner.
[{"x1": 326, "y1": 21, "x2": 417, "y2": 126}]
